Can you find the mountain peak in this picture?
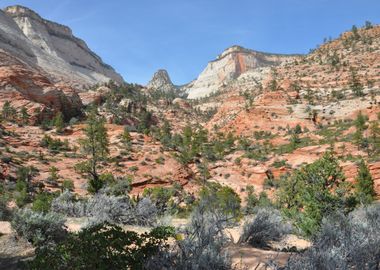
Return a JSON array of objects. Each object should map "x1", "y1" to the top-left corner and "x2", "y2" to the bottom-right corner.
[{"x1": 147, "y1": 69, "x2": 176, "y2": 92}]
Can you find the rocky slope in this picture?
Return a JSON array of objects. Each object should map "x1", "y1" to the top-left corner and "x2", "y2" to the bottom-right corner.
[
  {"x1": 0, "y1": 51, "x2": 82, "y2": 120},
  {"x1": 184, "y1": 24, "x2": 380, "y2": 197},
  {"x1": 0, "y1": 123, "x2": 195, "y2": 196},
  {"x1": 206, "y1": 24, "x2": 380, "y2": 136},
  {"x1": 0, "y1": 5, "x2": 127, "y2": 121},
  {"x1": 0, "y1": 6, "x2": 379, "y2": 202},
  {"x1": 185, "y1": 45, "x2": 299, "y2": 99},
  {"x1": 1, "y1": 5, "x2": 123, "y2": 88}
]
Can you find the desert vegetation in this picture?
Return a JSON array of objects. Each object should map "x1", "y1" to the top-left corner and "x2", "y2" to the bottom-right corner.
[{"x1": 0, "y1": 14, "x2": 379, "y2": 270}]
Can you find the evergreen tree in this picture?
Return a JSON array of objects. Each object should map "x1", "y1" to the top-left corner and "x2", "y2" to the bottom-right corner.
[
  {"x1": 355, "y1": 160, "x2": 376, "y2": 205},
  {"x1": 365, "y1": 20, "x2": 373, "y2": 30},
  {"x1": 197, "y1": 161, "x2": 210, "y2": 185},
  {"x1": 294, "y1": 124, "x2": 303, "y2": 134},
  {"x1": 370, "y1": 121, "x2": 380, "y2": 155},
  {"x1": 354, "y1": 111, "x2": 367, "y2": 131},
  {"x1": 245, "y1": 185, "x2": 258, "y2": 214},
  {"x1": 349, "y1": 67, "x2": 364, "y2": 97},
  {"x1": 354, "y1": 112, "x2": 368, "y2": 149},
  {"x1": 121, "y1": 127, "x2": 132, "y2": 149},
  {"x1": 269, "y1": 69, "x2": 278, "y2": 91},
  {"x1": 53, "y1": 112, "x2": 64, "y2": 133},
  {"x1": 351, "y1": 25, "x2": 360, "y2": 40},
  {"x1": 290, "y1": 133, "x2": 301, "y2": 149},
  {"x1": 20, "y1": 106, "x2": 30, "y2": 125},
  {"x1": 277, "y1": 152, "x2": 355, "y2": 236},
  {"x1": 78, "y1": 111, "x2": 109, "y2": 193},
  {"x1": 2, "y1": 101, "x2": 16, "y2": 121},
  {"x1": 48, "y1": 166, "x2": 59, "y2": 183},
  {"x1": 159, "y1": 120, "x2": 172, "y2": 148},
  {"x1": 137, "y1": 111, "x2": 153, "y2": 134}
]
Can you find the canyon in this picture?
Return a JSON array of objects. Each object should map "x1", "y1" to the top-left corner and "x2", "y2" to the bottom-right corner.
[
  {"x1": 0, "y1": 5, "x2": 379, "y2": 270},
  {"x1": 0, "y1": 5, "x2": 379, "y2": 197}
]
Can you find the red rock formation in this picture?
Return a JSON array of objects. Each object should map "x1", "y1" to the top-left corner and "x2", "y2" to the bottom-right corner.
[{"x1": 0, "y1": 51, "x2": 82, "y2": 120}]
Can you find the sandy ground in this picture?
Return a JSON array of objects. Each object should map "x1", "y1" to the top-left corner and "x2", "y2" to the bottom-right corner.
[{"x1": 229, "y1": 244, "x2": 292, "y2": 270}]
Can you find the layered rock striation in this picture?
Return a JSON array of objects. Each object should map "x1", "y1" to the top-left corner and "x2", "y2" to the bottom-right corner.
[
  {"x1": 186, "y1": 45, "x2": 298, "y2": 99},
  {"x1": 1, "y1": 5, "x2": 123, "y2": 88}
]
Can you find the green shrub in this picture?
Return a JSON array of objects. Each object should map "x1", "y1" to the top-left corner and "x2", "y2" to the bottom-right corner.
[
  {"x1": 48, "y1": 166, "x2": 59, "y2": 183},
  {"x1": 199, "y1": 182, "x2": 241, "y2": 221},
  {"x1": 272, "y1": 159, "x2": 287, "y2": 168},
  {"x1": 143, "y1": 186, "x2": 176, "y2": 214},
  {"x1": 155, "y1": 156, "x2": 165, "y2": 164},
  {"x1": 29, "y1": 223, "x2": 174, "y2": 270},
  {"x1": 61, "y1": 179, "x2": 74, "y2": 191},
  {"x1": 257, "y1": 191, "x2": 273, "y2": 208},
  {"x1": 32, "y1": 192, "x2": 57, "y2": 213},
  {"x1": 355, "y1": 159, "x2": 376, "y2": 204},
  {"x1": 277, "y1": 152, "x2": 357, "y2": 236},
  {"x1": 244, "y1": 185, "x2": 258, "y2": 214},
  {"x1": 129, "y1": 166, "x2": 138, "y2": 172},
  {"x1": 16, "y1": 166, "x2": 37, "y2": 182},
  {"x1": 105, "y1": 176, "x2": 132, "y2": 196},
  {"x1": 53, "y1": 112, "x2": 65, "y2": 133},
  {"x1": 14, "y1": 180, "x2": 29, "y2": 208},
  {"x1": 1, "y1": 155, "x2": 12, "y2": 163},
  {"x1": 40, "y1": 134, "x2": 69, "y2": 152}
]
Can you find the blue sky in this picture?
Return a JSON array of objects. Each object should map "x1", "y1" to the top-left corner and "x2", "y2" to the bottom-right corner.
[{"x1": 1, "y1": 1, "x2": 380, "y2": 85}]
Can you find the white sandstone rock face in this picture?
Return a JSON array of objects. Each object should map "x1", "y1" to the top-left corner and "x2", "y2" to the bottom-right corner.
[
  {"x1": 185, "y1": 45, "x2": 297, "y2": 99},
  {"x1": 147, "y1": 69, "x2": 176, "y2": 92},
  {"x1": 0, "y1": 5, "x2": 123, "y2": 88}
]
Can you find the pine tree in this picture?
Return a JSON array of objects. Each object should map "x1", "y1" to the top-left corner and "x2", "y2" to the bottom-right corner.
[
  {"x1": 349, "y1": 68, "x2": 364, "y2": 97},
  {"x1": 365, "y1": 21, "x2": 373, "y2": 30},
  {"x1": 290, "y1": 133, "x2": 301, "y2": 150},
  {"x1": 160, "y1": 120, "x2": 172, "y2": 148},
  {"x1": 198, "y1": 161, "x2": 210, "y2": 185},
  {"x1": 245, "y1": 185, "x2": 258, "y2": 214},
  {"x1": 121, "y1": 127, "x2": 132, "y2": 149},
  {"x1": 370, "y1": 121, "x2": 380, "y2": 155},
  {"x1": 2, "y1": 101, "x2": 16, "y2": 121},
  {"x1": 354, "y1": 112, "x2": 368, "y2": 149},
  {"x1": 277, "y1": 152, "x2": 354, "y2": 236},
  {"x1": 53, "y1": 112, "x2": 64, "y2": 133},
  {"x1": 78, "y1": 111, "x2": 109, "y2": 193},
  {"x1": 355, "y1": 160, "x2": 376, "y2": 205},
  {"x1": 49, "y1": 166, "x2": 59, "y2": 184},
  {"x1": 351, "y1": 25, "x2": 360, "y2": 40},
  {"x1": 20, "y1": 106, "x2": 30, "y2": 125},
  {"x1": 354, "y1": 111, "x2": 367, "y2": 131},
  {"x1": 294, "y1": 124, "x2": 303, "y2": 134}
]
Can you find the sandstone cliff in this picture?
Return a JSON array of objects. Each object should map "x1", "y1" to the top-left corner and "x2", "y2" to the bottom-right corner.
[
  {"x1": 185, "y1": 45, "x2": 298, "y2": 99},
  {"x1": 0, "y1": 51, "x2": 82, "y2": 120},
  {"x1": 1, "y1": 5, "x2": 123, "y2": 88}
]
